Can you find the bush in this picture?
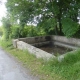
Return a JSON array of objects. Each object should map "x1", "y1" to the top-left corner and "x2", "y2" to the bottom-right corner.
[{"x1": 62, "y1": 18, "x2": 79, "y2": 37}]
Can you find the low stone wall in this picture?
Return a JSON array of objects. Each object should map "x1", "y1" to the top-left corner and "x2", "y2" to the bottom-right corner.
[
  {"x1": 18, "y1": 35, "x2": 80, "y2": 49},
  {"x1": 18, "y1": 36, "x2": 52, "y2": 47},
  {"x1": 52, "y1": 35, "x2": 80, "y2": 49},
  {"x1": 52, "y1": 35, "x2": 80, "y2": 46},
  {"x1": 19, "y1": 36, "x2": 52, "y2": 44},
  {"x1": 12, "y1": 35, "x2": 80, "y2": 59},
  {"x1": 17, "y1": 41, "x2": 54, "y2": 60}
]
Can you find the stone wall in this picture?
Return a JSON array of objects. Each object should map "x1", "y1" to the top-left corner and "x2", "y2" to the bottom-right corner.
[
  {"x1": 19, "y1": 36, "x2": 52, "y2": 47},
  {"x1": 18, "y1": 35, "x2": 80, "y2": 49},
  {"x1": 12, "y1": 35, "x2": 80, "y2": 59},
  {"x1": 17, "y1": 41, "x2": 54, "y2": 60},
  {"x1": 52, "y1": 35, "x2": 80, "y2": 49},
  {"x1": 19, "y1": 36, "x2": 52, "y2": 43}
]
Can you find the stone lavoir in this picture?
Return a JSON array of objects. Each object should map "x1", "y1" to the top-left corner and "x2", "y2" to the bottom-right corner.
[{"x1": 13, "y1": 35, "x2": 80, "y2": 60}]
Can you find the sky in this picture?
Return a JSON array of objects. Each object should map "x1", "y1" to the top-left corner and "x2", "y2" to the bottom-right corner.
[{"x1": 0, "y1": 0, "x2": 7, "y2": 26}]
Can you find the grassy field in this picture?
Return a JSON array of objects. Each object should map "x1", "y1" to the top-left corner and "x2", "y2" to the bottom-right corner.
[{"x1": 0, "y1": 40, "x2": 80, "y2": 80}]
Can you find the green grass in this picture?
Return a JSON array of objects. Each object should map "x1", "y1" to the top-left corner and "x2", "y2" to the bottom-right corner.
[{"x1": 0, "y1": 40, "x2": 80, "y2": 80}]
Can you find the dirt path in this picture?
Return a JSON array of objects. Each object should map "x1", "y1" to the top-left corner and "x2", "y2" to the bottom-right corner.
[{"x1": 0, "y1": 48, "x2": 39, "y2": 80}]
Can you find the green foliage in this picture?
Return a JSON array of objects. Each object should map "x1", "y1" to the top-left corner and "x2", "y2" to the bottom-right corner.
[
  {"x1": 20, "y1": 25, "x2": 46, "y2": 37},
  {"x1": 62, "y1": 18, "x2": 79, "y2": 37},
  {"x1": 4, "y1": 0, "x2": 80, "y2": 38},
  {"x1": 0, "y1": 27, "x2": 3, "y2": 36},
  {"x1": 10, "y1": 25, "x2": 19, "y2": 38},
  {"x1": 6, "y1": 0, "x2": 35, "y2": 26},
  {"x1": 1, "y1": 17, "x2": 12, "y2": 40},
  {"x1": 6, "y1": 0, "x2": 80, "y2": 37},
  {"x1": 0, "y1": 40, "x2": 13, "y2": 49},
  {"x1": 73, "y1": 27, "x2": 80, "y2": 38},
  {"x1": 22, "y1": 26, "x2": 36, "y2": 37},
  {"x1": 1, "y1": 18, "x2": 47, "y2": 39},
  {"x1": 39, "y1": 18, "x2": 57, "y2": 35},
  {"x1": 42, "y1": 49, "x2": 80, "y2": 80}
]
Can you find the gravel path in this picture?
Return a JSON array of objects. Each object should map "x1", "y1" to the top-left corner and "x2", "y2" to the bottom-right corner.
[{"x1": 0, "y1": 48, "x2": 39, "y2": 80}]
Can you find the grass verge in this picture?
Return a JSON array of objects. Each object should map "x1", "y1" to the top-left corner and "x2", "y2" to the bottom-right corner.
[{"x1": 0, "y1": 40, "x2": 80, "y2": 80}]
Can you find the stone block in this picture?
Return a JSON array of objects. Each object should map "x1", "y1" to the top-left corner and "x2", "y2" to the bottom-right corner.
[{"x1": 12, "y1": 39, "x2": 19, "y2": 48}]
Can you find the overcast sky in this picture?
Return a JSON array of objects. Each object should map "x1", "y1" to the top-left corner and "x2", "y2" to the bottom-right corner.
[{"x1": 0, "y1": 0, "x2": 7, "y2": 26}]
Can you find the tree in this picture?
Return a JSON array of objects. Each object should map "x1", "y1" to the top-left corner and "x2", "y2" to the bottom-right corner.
[
  {"x1": 0, "y1": 27, "x2": 3, "y2": 36},
  {"x1": 6, "y1": 0, "x2": 80, "y2": 37},
  {"x1": 1, "y1": 17, "x2": 12, "y2": 39},
  {"x1": 6, "y1": 0, "x2": 35, "y2": 26}
]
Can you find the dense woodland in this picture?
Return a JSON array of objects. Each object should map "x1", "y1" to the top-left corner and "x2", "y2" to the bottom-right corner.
[{"x1": 1, "y1": 0, "x2": 80, "y2": 39}]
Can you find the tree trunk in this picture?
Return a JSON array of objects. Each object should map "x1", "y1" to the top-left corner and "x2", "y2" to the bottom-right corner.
[
  {"x1": 58, "y1": 6, "x2": 63, "y2": 35},
  {"x1": 55, "y1": 25, "x2": 58, "y2": 35}
]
